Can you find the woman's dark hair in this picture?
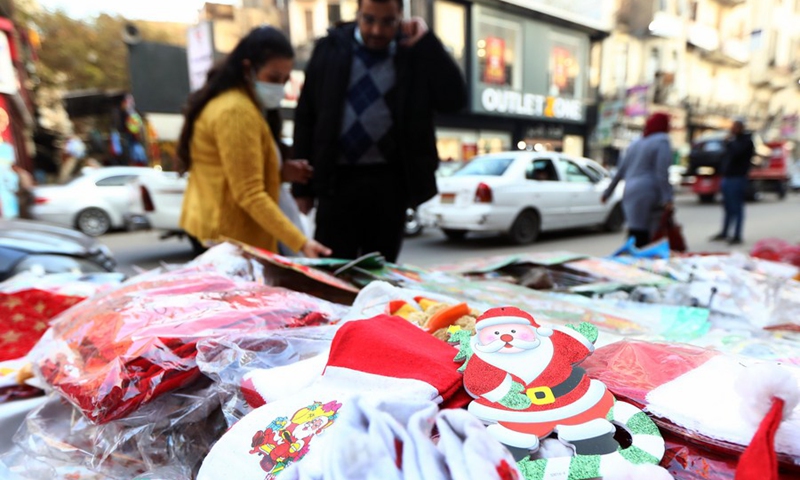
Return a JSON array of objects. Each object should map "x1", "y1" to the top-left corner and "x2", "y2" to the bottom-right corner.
[{"x1": 177, "y1": 26, "x2": 294, "y2": 173}]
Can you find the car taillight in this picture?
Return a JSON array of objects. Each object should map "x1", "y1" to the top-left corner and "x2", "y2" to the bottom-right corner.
[
  {"x1": 474, "y1": 183, "x2": 493, "y2": 203},
  {"x1": 140, "y1": 185, "x2": 155, "y2": 212},
  {"x1": 34, "y1": 197, "x2": 49, "y2": 205}
]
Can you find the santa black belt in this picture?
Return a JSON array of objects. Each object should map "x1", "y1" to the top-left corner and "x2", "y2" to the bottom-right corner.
[{"x1": 525, "y1": 367, "x2": 586, "y2": 406}]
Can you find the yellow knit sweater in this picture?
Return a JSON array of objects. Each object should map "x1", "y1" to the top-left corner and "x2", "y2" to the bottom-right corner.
[{"x1": 180, "y1": 88, "x2": 307, "y2": 253}]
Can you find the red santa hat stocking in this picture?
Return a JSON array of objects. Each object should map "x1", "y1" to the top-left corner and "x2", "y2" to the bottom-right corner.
[
  {"x1": 199, "y1": 315, "x2": 470, "y2": 480},
  {"x1": 735, "y1": 363, "x2": 800, "y2": 480}
]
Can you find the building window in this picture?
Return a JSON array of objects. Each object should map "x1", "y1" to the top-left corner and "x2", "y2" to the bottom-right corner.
[
  {"x1": 476, "y1": 13, "x2": 522, "y2": 89},
  {"x1": 434, "y1": 1, "x2": 466, "y2": 73},
  {"x1": 648, "y1": 47, "x2": 660, "y2": 83},
  {"x1": 548, "y1": 32, "x2": 582, "y2": 98},
  {"x1": 304, "y1": 9, "x2": 314, "y2": 40},
  {"x1": 327, "y1": 3, "x2": 341, "y2": 25},
  {"x1": 690, "y1": 1, "x2": 698, "y2": 21}
]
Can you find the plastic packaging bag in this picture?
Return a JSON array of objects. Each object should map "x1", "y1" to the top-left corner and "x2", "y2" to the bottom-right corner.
[
  {"x1": 195, "y1": 325, "x2": 340, "y2": 426},
  {"x1": 30, "y1": 266, "x2": 348, "y2": 424},
  {"x1": 751, "y1": 238, "x2": 800, "y2": 269},
  {"x1": 5, "y1": 383, "x2": 225, "y2": 479}
]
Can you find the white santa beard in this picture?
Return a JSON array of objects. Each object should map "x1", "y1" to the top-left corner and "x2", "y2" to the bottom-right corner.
[{"x1": 472, "y1": 337, "x2": 554, "y2": 385}]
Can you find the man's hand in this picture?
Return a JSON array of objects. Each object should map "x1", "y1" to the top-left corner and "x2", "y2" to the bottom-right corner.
[
  {"x1": 294, "y1": 197, "x2": 315, "y2": 215},
  {"x1": 497, "y1": 381, "x2": 532, "y2": 410},
  {"x1": 300, "y1": 239, "x2": 331, "y2": 258},
  {"x1": 282, "y1": 160, "x2": 313, "y2": 184},
  {"x1": 400, "y1": 17, "x2": 428, "y2": 47}
]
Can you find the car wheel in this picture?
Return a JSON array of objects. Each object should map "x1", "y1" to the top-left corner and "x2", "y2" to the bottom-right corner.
[
  {"x1": 603, "y1": 203, "x2": 625, "y2": 232},
  {"x1": 404, "y1": 208, "x2": 423, "y2": 237},
  {"x1": 188, "y1": 235, "x2": 208, "y2": 256},
  {"x1": 75, "y1": 208, "x2": 111, "y2": 237},
  {"x1": 698, "y1": 194, "x2": 715, "y2": 204},
  {"x1": 777, "y1": 181, "x2": 788, "y2": 200},
  {"x1": 442, "y1": 229, "x2": 467, "y2": 241},
  {"x1": 508, "y1": 209, "x2": 540, "y2": 245}
]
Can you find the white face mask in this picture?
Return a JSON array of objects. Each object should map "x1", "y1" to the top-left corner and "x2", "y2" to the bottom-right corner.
[{"x1": 252, "y1": 71, "x2": 286, "y2": 109}]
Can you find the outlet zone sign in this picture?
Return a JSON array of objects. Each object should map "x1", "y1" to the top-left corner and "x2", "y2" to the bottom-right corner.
[{"x1": 480, "y1": 87, "x2": 584, "y2": 122}]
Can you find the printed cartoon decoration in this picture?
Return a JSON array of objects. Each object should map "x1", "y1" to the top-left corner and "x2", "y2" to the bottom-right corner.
[
  {"x1": 449, "y1": 306, "x2": 665, "y2": 479},
  {"x1": 249, "y1": 400, "x2": 342, "y2": 479}
]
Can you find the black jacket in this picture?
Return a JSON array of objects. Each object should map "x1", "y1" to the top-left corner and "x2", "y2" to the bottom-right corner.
[
  {"x1": 292, "y1": 23, "x2": 467, "y2": 208},
  {"x1": 723, "y1": 133, "x2": 755, "y2": 177}
]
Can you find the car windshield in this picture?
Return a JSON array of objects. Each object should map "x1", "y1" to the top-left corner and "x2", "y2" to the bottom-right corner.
[{"x1": 453, "y1": 156, "x2": 514, "y2": 177}]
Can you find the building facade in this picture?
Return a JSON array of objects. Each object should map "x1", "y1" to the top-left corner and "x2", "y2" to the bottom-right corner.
[
  {"x1": 429, "y1": 0, "x2": 613, "y2": 161},
  {"x1": 594, "y1": 0, "x2": 800, "y2": 166}
]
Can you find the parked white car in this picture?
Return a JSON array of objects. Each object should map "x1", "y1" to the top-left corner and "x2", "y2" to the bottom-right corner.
[
  {"x1": 127, "y1": 171, "x2": 187, "y2": 234},
  {"x1": 418, "y1": 152, "x2": 625, "y2": 244},
  {"x1": 31, "y1": 166, "x2": 167, "y2": 237}
]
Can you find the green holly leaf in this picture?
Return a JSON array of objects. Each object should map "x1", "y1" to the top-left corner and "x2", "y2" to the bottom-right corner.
[
  {"x1": 498, "y1": 381, "x2": 532, "y2": 410},
  {"x1": 566, "y1": 322, "x2": 598, "y2": 344},
  {"x1": 448, "y1": 327, "x2": 474, "y2": 372}
]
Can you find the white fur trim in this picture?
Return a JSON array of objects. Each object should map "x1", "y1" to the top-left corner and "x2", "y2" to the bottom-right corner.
[
  {"x1": 536, "y1": 326, "x2": 554, "y2": 337},
  {"x1": 468, "y1": 379, "x2": 607, "y2": 423},
  {"x1": 484, "y1": 374, "x2": 512, "y2": 403},
  {"x1": 553, "y1": 325, "x2": 595, "y2": 353},
  {"x1": 736, "y1": 363, "x2": 800, "y2": 423},
  {"x1": 475, "y1": 316, "x2": 533, "y2": 331}
]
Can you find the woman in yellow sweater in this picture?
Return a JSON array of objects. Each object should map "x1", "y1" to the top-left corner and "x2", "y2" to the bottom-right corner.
[{"x1": 177, "y1": 26, "x2": 330, "y2": 258}]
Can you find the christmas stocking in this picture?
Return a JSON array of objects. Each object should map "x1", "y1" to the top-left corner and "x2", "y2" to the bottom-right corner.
[
  {"x1": 241, "y1": 351, "x2": 330, "y2": 408},
  {"x1": 280, "y1": 396, "x2": 440, "y2": 480},
  {"x1": 280, "y1": 399, "x2": 524, "y2": 480},
  {"x1": 434, "y1": 408, "x2": 523, "y2": 480},
  {"x1": 199, "y1": 315, "x2": 469, "y2": 480}
]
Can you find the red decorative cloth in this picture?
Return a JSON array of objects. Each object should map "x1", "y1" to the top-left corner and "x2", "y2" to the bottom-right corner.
[
  {"x1": 34, "y1": 267, "x2": 345, "y2": 424},
  {"x1": 0, "y1": 290, "x2": 85, "y2": 362}
]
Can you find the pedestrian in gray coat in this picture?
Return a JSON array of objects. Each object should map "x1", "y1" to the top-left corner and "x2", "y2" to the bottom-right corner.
[{"x1": 601, "y1": 112, "x2": 674, "y2": 247}]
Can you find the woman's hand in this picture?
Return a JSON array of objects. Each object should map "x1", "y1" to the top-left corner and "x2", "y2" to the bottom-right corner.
[
  {"x1": 282, "y1": 160, "x2": 313, "y2": 184},
  {"x1": 301, "y1": 239, "x2": 332, "y2": 258}
]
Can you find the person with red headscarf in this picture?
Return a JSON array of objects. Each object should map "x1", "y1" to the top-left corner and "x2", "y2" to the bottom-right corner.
[{"x1": 601, "y1": 112, "x2": 674, "y2": 247}]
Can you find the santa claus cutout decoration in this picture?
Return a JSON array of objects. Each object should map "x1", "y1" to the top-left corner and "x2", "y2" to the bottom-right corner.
[{"x1": 450, "y1": 307, "x2": 666, "y2": 479}]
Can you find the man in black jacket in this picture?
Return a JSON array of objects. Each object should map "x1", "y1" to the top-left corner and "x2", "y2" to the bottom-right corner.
[
  {"x1": 711, "y1": 119, "x2": 754, "y2": 245},
  {"x1": 292, "y1": 0, "x2": 466, "y2": 262}
]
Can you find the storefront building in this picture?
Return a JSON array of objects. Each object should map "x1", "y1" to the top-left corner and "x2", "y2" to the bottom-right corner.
[{"x1": 431, "y1": 0, "x2": 613, "y2": 162}]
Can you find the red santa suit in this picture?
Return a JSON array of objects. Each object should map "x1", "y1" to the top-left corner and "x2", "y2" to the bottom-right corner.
[{"x1": 463, "y1": 309, "x2": 614, "y2": 439}]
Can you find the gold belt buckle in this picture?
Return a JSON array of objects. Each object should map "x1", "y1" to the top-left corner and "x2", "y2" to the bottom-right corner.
[{"x1": 526, "y1": 386, "x2": 555, "y2": 405}]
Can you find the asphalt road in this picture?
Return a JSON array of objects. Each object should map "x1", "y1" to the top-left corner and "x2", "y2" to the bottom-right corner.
[{"x1": 100, "y1": 190, "x2": 800, "y2": 275}]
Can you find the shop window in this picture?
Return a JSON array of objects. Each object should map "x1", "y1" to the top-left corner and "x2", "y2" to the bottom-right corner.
[
  {"x1": 476, "y1": 13, "x2": 522, "y2": 89},
  {"x1": 434, "y1": 1, "x2": 466, "y2": 73},
  {"x1": 548, "y1": 32, "x2": 583, "y2": 99}
]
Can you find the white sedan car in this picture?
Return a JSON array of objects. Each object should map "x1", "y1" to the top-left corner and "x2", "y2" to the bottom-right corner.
[
  {"x1": 31, "y1": 166, "x2": 166, "y2": 237},
  {"x1": 419, "y1": 152, "x2": 625, "y2": 244}
]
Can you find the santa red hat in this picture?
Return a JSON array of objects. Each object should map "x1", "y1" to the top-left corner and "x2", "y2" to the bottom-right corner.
[
  {"x1": 735, "y1": 363, "x2": 800, "y2": 480},
  {"x1": 474, "y1": 307, "x2": 553, "y2": 336}
]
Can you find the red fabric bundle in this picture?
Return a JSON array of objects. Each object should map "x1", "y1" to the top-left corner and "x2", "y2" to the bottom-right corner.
[
  {"x1": 751, "y1": 239, "x2": 800, "y2": 269},
  {"x1": 35, "y1": 267, "x2": 344, "y2": 424},
  {"x1": 0, "y1": 289, "x2": 85, "y2": 362}
]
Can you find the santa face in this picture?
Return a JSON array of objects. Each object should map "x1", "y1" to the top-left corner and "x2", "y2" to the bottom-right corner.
[{"x1": 475, "y1": 324, "x2": 541, "y2": 354}]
